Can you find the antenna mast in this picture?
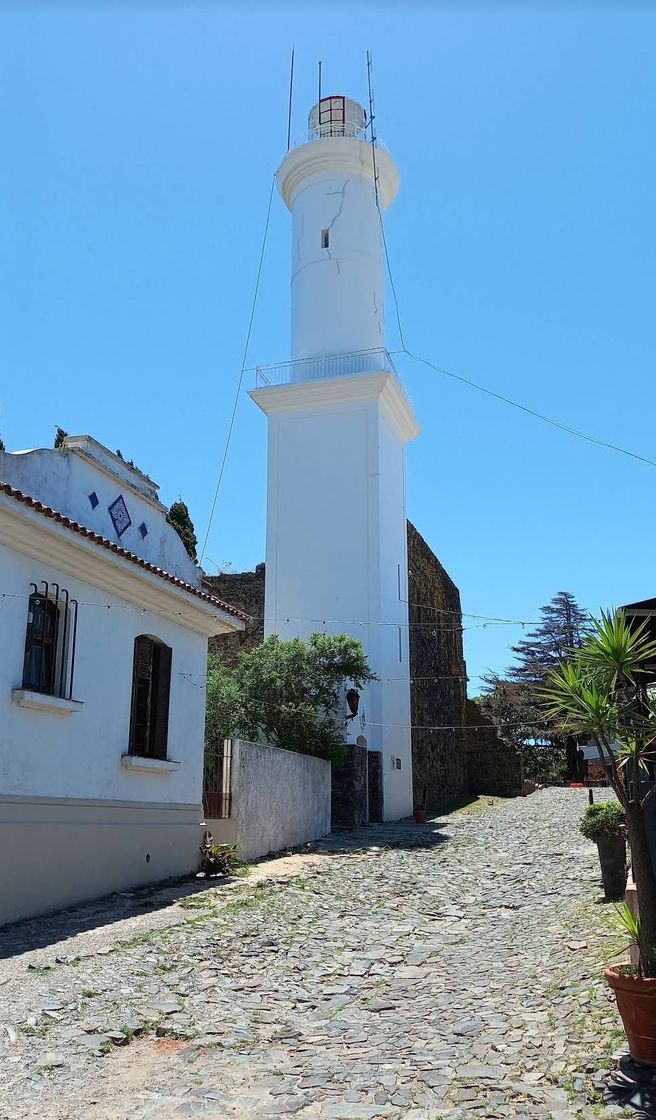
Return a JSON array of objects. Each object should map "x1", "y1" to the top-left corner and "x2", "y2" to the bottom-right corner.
[
  {"x1": 366, "y1": 50, "x2": 380, "y2": 207},
  {"x1": 286, "y1": 47, "x2": 295, "y2": 152}
]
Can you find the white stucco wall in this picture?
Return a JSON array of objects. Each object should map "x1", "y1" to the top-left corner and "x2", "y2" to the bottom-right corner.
[
  {"x1": 0, "y1": 541, "x2": 208, "y2": 805},
  {"x1": 276, "y1": 135, "x2": 399, "y2": 368},
  {"x1": 0, "y1": 443, "x2": 199, "y2": 585},
  {"x1": 208, "y1": 740, "x2": 331, "y2": 863},
  {"x1": 254, "y1": 375, "x2": 415, "y2": 821},
  {"x1": 289, "y1": 171, "x2": 386, "y2": 362}
]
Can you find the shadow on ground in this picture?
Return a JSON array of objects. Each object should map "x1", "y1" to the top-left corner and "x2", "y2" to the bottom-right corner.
[
  {"x1": 0, "y1": 816, "x2": 452, "y2": 964},
  {"x1": 314, "y1": 815, "x2": 450, "y2": 855},
  {"x1": 604, "y1": 1055, "x2": 656, "y2": 1118},
  {"x1": 0, "y1": 874, "x2": 239, "y2": 963}
]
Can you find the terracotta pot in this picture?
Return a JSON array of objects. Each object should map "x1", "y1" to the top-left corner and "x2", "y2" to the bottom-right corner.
[
  {"x1": 413, "y1": 808, "x2": 427, "y2": 824},
  {"x1": 605, "y1": 966, "x2": 656, "y2": 1065},
  {"x1": 596, "y1": 836, "x2": 627, "y2": 901}
]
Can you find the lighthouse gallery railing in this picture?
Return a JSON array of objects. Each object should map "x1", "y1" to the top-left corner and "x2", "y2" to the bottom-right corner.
[{"x1": 255, "y1": 347, "x2": 399, "y2": 388}]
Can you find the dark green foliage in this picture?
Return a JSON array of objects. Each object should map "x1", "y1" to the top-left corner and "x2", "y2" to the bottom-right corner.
[
  {"x1": 167, "y1": 500, "x2": 198, "y2": 563},
  {"x1": 520, "y1": 742, "x2": 567, "y2": 783},
  {"x1": 54, "y1": 427, "x2": 68, "y2": 449},
  {"x1": 206, "y1": 632, "x2": 376, "y2": 762},
  {"x1": 199, "y1": 838, "x2": 238, "y2": 878},
  {"x1": 0, "y1": 435, "x2": 5, "y2": 452},
  {"x1": 580, "y1": 801, "x2": 625, "y2": 841}
]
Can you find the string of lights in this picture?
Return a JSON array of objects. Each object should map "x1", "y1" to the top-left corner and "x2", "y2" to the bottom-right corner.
[
  {"x1": 0, "y1": 591, "x2": 537, "y2": 634},
  {"x1": 179, "y1": 671, "x2": 540, "y2": 734}
]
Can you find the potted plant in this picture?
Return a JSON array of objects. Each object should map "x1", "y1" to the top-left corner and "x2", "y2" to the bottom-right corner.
[
  {"x1": 414, "y1": 785, "x2": 428, "y2": 824},
  {"x1": 545, "y1": 610, "x2": 656, "y2": 1064},
  {"x1": 199, "y1": 830, "x2": 238, "y2": 878},
  {"x1": 605, "y1": 904, "x2": 656, "y2": 1064},
  {"x1": 580, "y1": 801, "x2": 627, "y2": 900}
]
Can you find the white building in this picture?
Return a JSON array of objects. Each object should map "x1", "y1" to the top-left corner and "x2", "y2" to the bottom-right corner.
[
  {"x1": 0, "y1": 435, "x2": 245, "y2": 925},
  {"x1": 251, "y1": 95, "x2": 419, "y2": 821}
]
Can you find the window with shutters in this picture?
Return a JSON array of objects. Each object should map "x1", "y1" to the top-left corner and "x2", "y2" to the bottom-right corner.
[{"x1": 128, "y1": 636, "x2": 172, "y2": 760}]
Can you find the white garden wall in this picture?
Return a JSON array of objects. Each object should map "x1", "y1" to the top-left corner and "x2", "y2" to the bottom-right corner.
[{"x1": 207, "y1": 740, "x2": 331, "y2": 863}]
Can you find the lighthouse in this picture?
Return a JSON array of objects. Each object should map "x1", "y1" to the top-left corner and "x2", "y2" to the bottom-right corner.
[{"x1": 250, "y1": 94, "x2": 419, "y2": 821}]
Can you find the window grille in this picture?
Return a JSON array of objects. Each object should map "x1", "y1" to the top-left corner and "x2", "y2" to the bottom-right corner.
[{"x1": 22, "y1": 582, "x2": 79, "y2": 699}]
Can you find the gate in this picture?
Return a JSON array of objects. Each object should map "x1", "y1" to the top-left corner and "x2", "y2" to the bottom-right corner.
[{"x1": 203, "y1": 738, "x2": 233, "y2": 819}]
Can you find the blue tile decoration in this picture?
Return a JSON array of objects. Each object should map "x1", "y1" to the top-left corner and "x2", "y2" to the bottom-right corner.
[
  {"x1": 108, "y1": 494, "x2": 132, "y2": 538},
  {"x1": 139, "y1": 522, "x2": 148, "y2": 539},
  {"x1": 88, "y1": 491, "x2": 99, "y2": 509}
]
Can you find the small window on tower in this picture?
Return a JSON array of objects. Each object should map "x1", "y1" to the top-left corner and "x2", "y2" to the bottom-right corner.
[{"x1": 321, "y1": 229, "x2": 329, "y2": 249}]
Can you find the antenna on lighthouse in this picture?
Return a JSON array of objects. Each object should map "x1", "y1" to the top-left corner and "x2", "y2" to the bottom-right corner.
[
  {"x1": 366, "y1": 50, "x2": 380, "y2": 208},
  {"x1": 286, "y1": 47, "x2": 295, "y2": 152},
  {"x1": 318, "y1": 59, "x2": 322, "y2": 108}
]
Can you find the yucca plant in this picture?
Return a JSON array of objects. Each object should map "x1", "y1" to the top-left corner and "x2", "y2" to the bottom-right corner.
[{"x1": 544, "y1": 609, "x2": 656, "y2": 977}]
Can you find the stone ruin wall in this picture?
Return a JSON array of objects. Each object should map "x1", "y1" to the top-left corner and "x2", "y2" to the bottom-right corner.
[
  {"x1": 205, "y1": 564, "x2": 265, "y2": 665},
  {"x1": 407, "y1": 522, "x2": 469, "y2": 808},
  {"x1": 465, "y1": 698, "x2": 524, "y2": 798}
]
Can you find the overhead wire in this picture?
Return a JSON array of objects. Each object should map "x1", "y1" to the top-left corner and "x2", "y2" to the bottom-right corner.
[
  {"x1": 199, "y1": 173, "x2": 276, "y2": 566},
  {"x1": 363, "y1": 58, "x2": 656, "y2": 473},
  {"x1": 0, "y1": 591, "x2": 539, "y2": 630},
  {"x1": 179, "y1": 670, "x2": 544, "y2": 733}
]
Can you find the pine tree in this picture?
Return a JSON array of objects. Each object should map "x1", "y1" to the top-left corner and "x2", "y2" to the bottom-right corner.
[
  {"x1": 0, "y1": 435, "x2": 5, "y2": 452},
  {"x1": 480, "y1": 592, "x2": 590, "y2": 776},
  {"x1": 54, "y1": 427, "x2": 68, "y2": 449},
  {"x1": 167, "y1": 500, "x2": 198, "y2": 563},
  {"x1": 508, "y1": 591, "x2": 591, "y2": 684}
]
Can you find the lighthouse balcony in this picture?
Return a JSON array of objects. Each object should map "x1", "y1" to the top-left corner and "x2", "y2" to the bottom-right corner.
[{"x1": 255, "y1": 347, "x2": 398, "y2": 389}]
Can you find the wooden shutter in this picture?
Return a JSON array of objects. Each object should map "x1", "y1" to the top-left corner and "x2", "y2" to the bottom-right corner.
[
  {"x1": 150, "y1": 643, "x2": 172, "y2": 760},
  {"x1": 129, "y1": 636, "x2": 153, "y2": 755}
]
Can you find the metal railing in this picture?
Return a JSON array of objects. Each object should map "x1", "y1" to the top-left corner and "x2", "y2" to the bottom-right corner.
[
  {"x1": 308, "y1": 121, "x2": 368, "y2": 142},
  {"x1": 255, "y1": 347, "x2": 397, "y2": 388}
]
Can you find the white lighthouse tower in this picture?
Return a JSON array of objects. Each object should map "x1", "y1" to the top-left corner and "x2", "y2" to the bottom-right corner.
[{"x1": 250, "y1": 95, "x2": 419, "y2": 820}]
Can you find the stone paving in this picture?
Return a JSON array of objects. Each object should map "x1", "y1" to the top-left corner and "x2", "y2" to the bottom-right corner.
[{"x1": 0, "y1": 789, "x2": 643, "y2": 1120}]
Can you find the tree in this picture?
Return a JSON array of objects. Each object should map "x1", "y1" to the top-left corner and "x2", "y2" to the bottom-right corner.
[
  {"x1": 480, "y1": 592, "x2": 590, "y2": 778},
  {"x1": 206, "y1": 633, "x2": 376, "y2": 762},
  {"x1": 508, "y1": 591, "x2": 591, "y2": 686},
  {"x1": 0, "y1": 435, "x2": 5, "y2": 452},
  {"x1": 167, "y1": 500, "x2": 198, "y2": 562},
  {"x1": 544, "y1": 610, "x2": 656, "y2": 976},
  {"x1": 54, "y1": 427, "x2": 68, "y2": 449}
]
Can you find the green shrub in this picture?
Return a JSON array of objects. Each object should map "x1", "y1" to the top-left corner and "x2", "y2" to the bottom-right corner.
[
  {"x1": 580, "y1": 801, "x2": 625, "y2": 842},
  {"x1": 199, "y1": 841, "x2": 238, "y2": 878}
]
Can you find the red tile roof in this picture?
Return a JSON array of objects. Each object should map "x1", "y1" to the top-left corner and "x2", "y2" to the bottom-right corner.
[{"x1": 0, "y1": 480, "x2": 250, "y2": 624}]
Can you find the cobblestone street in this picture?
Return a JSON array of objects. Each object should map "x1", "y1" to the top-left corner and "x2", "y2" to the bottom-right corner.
[{"x1": 0, "y1": 790, "x2": 634, "y2": 1120}]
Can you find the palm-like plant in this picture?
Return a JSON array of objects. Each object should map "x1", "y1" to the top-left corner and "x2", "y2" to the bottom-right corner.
[{"x1": 544, "y1": 609, "x2": 656, "y2": 977}]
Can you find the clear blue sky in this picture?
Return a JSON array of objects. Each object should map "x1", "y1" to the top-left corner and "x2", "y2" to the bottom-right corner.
[{"x1": 2, "y1": 2, "x2": 655, "y2": 688}]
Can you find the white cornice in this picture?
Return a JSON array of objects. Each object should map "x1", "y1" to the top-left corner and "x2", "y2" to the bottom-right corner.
[
  {"x1": 277, "y1": 139, "x2": 400, "y2": 211},
  {"x1": 249, "y1": 372, "x2": 420, "y2": 445},
  {"x1": 0, "y1": 495, "x2": 243, "y2": 639}
]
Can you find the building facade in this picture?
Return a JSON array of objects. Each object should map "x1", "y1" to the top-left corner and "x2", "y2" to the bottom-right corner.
[
  {"x1": 0, "y1": 436, "x2": 245, "y2": 925},
  {"x1": 249, "y1": 95, "x2": 419, "y2": 821}
]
